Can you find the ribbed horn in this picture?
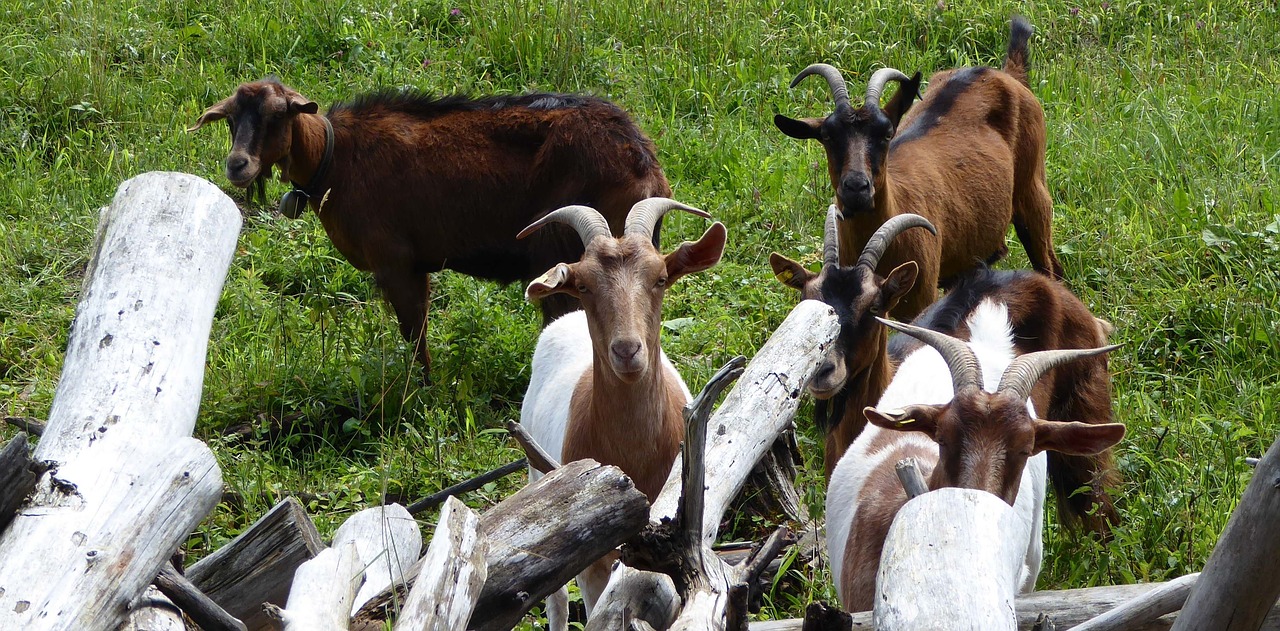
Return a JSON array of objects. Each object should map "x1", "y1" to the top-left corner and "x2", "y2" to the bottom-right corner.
[
  {"x1": 823, "y1": 205, "x2": 842, "y2": 268},
  {"x1": 856, "y1": 213, "x2": 937, "y2": 271},
  {"x1": 998, "y1": 344, "x2": 1121, "y2": 401},
  {"x1": 791, "y1": 63, "x2": 852, "y2": 111},
  {"x1": 517, "y1": 204, "x2": 613, "y2": 247},
  {"x1": 623, "y1": 197, "x2": 712, "y2": 243},
  {"x1": 865, "y1": 67, "x2": 911, "y2": 109},
  {"x1": 876, "y1": 317, "x2": 982, "y2": 394}
]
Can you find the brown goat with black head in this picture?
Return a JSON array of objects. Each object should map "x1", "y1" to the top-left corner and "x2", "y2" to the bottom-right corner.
[
  {"x1": 775, "y1": 17, "x2": 1064, "y2": 320},
  {"x1": 190, "y1": 79, "x2": 671, "y2": 377},
  {"x1": 770, "y1": 207, "x2": 937, "y2": 478}
]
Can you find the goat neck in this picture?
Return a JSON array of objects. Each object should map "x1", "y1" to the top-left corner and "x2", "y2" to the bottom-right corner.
[
  {"x1": 283, "y1": 112, "x2": 337, "y2": 197},
  {"x1": 835, "y1": 178, "x2": 902, "y2": 267}
]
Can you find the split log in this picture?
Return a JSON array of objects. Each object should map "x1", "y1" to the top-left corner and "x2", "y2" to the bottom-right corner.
[
  {"x1": 405, "y1": 459, "x2": 527, "y2": 516},
  {"x1": 265, "y1": 541, "x2": 362, "y2": 631},
  {"x1": 332, "y1": 504, "x2": 421, "y2": 615},
  {"x1": 0, "y1": 432, "x2": 49, "y2": 534},
  {"x1": 153, "y1": 563, "x2": 247, "y2": 631},
  {"x1": 186, "y1": 497, "x2": 324, "y2": 631},
  {"x1": 747, "y1": 582, "x2": 1280, "y2": 630},
  {"x1": 875, "y1": 488, "x2": 1029, "y2": 630},
  {"x1": 120, "y1": 587, "x2": 186, "y2": 631},
  {"x1": 649, "y1": 300, "x2": 840, "y2": 544},
  {"x1": 1069, "y1": 572, "x2": 1198, "y2": 631},
  {"x1": 351, "y1": 459, "x2": 649, "y2": 631},
  {"x1": 394, "y1": 497, "x2": 487, "y2": 631},
  {"x1": 1173, "y1": 434, "x2": 1280, "y2": 631},
  {"x1": 585, "y1": 563, "x2": 680, "y2": 631},
  {"x1": 0, "y1": 172, "x2": 239, "y2": 630}
]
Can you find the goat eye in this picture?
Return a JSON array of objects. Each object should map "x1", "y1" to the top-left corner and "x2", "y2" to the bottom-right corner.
[
  {"x1": 576, "y1": 284, "x2": 589, "y2": 294},
  {"x1": 655, "y1": 277, "x2": 667, "y2": 288}
]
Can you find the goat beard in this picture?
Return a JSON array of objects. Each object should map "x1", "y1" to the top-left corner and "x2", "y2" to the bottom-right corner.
[{"x1": 250, "y1": 172, "x2": 270, "y2": 207}]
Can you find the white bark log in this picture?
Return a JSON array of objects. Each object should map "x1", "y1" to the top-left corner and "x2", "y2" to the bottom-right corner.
[
  {"x1": 0, "y1": 172, "x2": 238, "y2": 630},
  {"x1": 1173, "y1": 435, "x2": 1280, "y2": 631},
  {"x1": 584, "y1": 563, "x2": 679, "y2": 631},
  {"x1": 275, "y1": 541, "x2": 362, "y2": 631},
  {"x1": 119, "y1": 587, "x2": 186, "y2": 631},
  {"x1": 394, "y1": 497, "x2": 486, "y2": 631},
  {"x1": 37, "y1": 172, "x2": 240, "y2": 464},
  {"x1": 1068, "y1": 572, "x2": 1199, "y2": 631},
  {"x1": 875, "y1": 489, "x2": 1028, "y2": 631},
  {"x1": 332, "y1": 504, "x2": 421, "y2": 615},
  {"x1": 649, "y1": 299, "x2": 838, "y2": 544}
]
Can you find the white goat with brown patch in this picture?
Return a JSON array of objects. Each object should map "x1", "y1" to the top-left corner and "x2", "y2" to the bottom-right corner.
[{"x1": 518, "y1": 198, "x2": 727, "y2": 629}]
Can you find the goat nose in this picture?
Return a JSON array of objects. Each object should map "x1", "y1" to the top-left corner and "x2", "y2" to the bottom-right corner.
[
  {"x1": 611, "y1": 340, "x2": 642, "y2": 361},
  {"x1": 843, "y1": 174, "x2": 870, "y2": 194},
  {"x1": 227, "y1": 155, "x2": 249, "y2": 172}
]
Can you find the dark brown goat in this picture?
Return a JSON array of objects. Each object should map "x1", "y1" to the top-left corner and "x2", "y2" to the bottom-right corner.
[
  {"x1": 190, "y1": 79, "x2": 670, "y2": 375},
  {"x1": 775, "y1": 17, "x2": 1064, "y2": 320}
]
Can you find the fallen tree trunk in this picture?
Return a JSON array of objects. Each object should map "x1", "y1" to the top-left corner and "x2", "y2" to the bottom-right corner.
[
  {"x1": 0, "y1": 172, "x2": 239, "y2": 630},
  {"x1": 351, "y1": 459, "x2": 649, "y2": 631},
  {"x1": 394, "y1": 497, "x2": 487, "y2": 631},
  {"x1": 120, "y1": 587, "x2": 186, "y2": 631},
  {"x1": 1173, "y1": 435, "x2": 1280, "y2": 631},
  {"x1": 333, "y1": 504, "x2": 421, "y2": 615},
  {"x1": 1069, "y1": 573, "x2": 1199, "y2": 631},
  {"x1": 186, "y1": 497, "x2": 324, "y2": 631},
  {"x1": 585, "y1": 563, "x2": 680, "y2": 631},
  {"x1": 265, "y1": 541, "x2": 362, "y2": 631},
  {"x1": 0, "y1": 432, "x2": 48, "y2": 534}
]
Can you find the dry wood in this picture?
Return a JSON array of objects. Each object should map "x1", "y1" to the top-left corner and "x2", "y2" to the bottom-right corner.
[
  {"x1": 269, "y1": 541, "x2": 362, "y2": 631},
  {"x1": 0, "y1": 432, "x2": 49, "y2": 534},
  {"x1": 585, "y1": 563, "x2": 680, "y2": 631},
  {"x1": 394, "y1": 497, "x2": 487, "y2": 631},
  {"x1": 186, "y1": 497, "x2": 324, "y2": 631},
  {"x1": 351, "y1": 459, "x2": 649, "y2": 631},
  {"x1": 120, "y1": 587, "x2": 186, "y2": 631},
  {"x1": 3, "y1": 416, "x2": 46, "y2": 436},
  {"x1": 153, "y1": 563, "x2": 247, "y2": 631},
  {"x1": 1173, "y1": 434, "x2": 1280, "y2": 631},
  {"x1": 405, "y1": 459, "x2": 527, "y2": 516},
  {"x1": 333, "y1": 504, "x2": 421, "y2": 615},
  {"x1": 894, "y1": 457, "x2": 928, "y2": 499},
  {"x1": 506, "y1": 420, "x2": 561, "y2": 473},
  {"x1": 1068, "y1": 573, "x2": 1198, "y2": 631}
]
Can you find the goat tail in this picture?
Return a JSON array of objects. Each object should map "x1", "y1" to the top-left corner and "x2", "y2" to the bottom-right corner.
[
  {"x1": 1003, "y1": 16, "x2": 1034, "y2": 87},
  {"x1": 1047, "y1": 450, "x2": 1121, "y2": 537}
]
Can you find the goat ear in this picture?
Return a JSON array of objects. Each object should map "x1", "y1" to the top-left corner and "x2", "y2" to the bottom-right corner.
[
  {"x1": 666, "y1": 222, "x2": 727, "y2": 282},
  {"x1": 187, "y1": 96, "x2": 233, "y2": 132},
  {"x1": 864, "y1": 404, "x2": 944, "y2": 438},
  {"x1": 525, "y1": 263, "x2": 578, "y2": 302},
  {"x1": 882, "y1": 71, "x2": 923, "y2": 128},
  {"x1": 879, "y1": 261, "x2": 919, "y2": 311},
  {"x1": 287, "y1": 94, "x2": 319, "y2": 115},
  {"x1": 1032, "y1": 420, "x2": 1126, "y2": 456},
  {"x1": 774, "y1": 114, "x2": 823, "y2": 140},
  {"x1": 769, "y1": 253, "x2": 815, "y2": 290}
]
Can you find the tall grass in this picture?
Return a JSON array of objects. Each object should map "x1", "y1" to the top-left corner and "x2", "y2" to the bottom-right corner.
[{"x1": 2, "y1": 0, "x2": 1278, "y2": 623}]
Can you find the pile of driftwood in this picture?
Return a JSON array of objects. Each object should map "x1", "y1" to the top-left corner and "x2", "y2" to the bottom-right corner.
[{"x1": 0, "y1": 172, "x2": 840, "y2": 630}]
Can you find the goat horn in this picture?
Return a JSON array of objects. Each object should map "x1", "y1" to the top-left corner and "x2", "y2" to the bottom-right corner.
[
  {"x1": 822, "y1": 205, "x2": 842, "y2": 268},
  {"x1": 865, "y1": 67, "x2": 911, "y2": 109},
  {"x1": 876, "y1": 317, "x2": 983, "y2": 394},
  {"x1": 791, "y1": 63, "x2": 852, "y2": 111},
  {"x1": 856, "y1": 213, "x2": 937, "y2": 271},
  {"x1": 997, "y1": 344, "x2": 1122, "y2": 402},
  {"x1": 517, "y1": 204, "x2": 613, "y2": 247},
  {"x1": 624, "y1": 197, "x2": 712, "y2": 242}
]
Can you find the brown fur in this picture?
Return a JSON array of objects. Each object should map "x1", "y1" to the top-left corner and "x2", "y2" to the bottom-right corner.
[{"x1": 191, "y1": 80, "x2": 670, "y2": 376}]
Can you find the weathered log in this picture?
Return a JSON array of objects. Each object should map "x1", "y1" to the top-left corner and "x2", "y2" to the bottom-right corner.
[
  {"x1": 394, "y1": 497, "x2": 487, "y2": 631},
  {"x1": 875, "y1": 488, "x2": 1029, "y2": 630},
  {"x1": 332, "y1": 504, "x2": 421, "y2": 615},
  {"x1": 154, "y1": 563, "x2": 247, "y2": 631},
  {"x1": 186, "y1": 497, "x2": 324, "y2": 631},
  {"x1": 1173, "y1": 434, "x2": 1280, "y2": 631},
  {"x1": 351, "y1": 459, "x2": 649, "y2": 631},
  {"x1": 747, "y1": 582, "x2": 1280, "y2": 630},
  {"x1": 1069, "y1": 572, "x2": 1198, "y2": 631},
  {"x1": 120, "y1": 587, "x2": 186, "y2": 631},
  {"x1": 3, "y1": 415, "x2": 47, "y2": 436},
  {"x1": 894, "y1": 457, "x2": 928, "y2": 499},
  {"x1": 505, "y1": 419, "x2": 561, "y2": 474},
  {"x1": 585, "y1": 563, "x2": 680, "y2": 631},
  {"x1": 0, "y1": 432, "x2": 49, "y2": 534},
  {"x1": 267, "y1": 541, "x2": 362, "y2": 631},
  {"x1": 405, "y1": 459, "x2": 527, "y2": 516},
  {"x1": 649, "y1": 300, "x2": 839, "y2": 544}
]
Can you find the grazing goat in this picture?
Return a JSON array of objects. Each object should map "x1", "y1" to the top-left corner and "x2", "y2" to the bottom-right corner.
[
  {"x1": 775, "y1": 17, "x2": 1064, "y2": 320},
  {"x1": 190, "y1": 79, "x2": 670, "y2": 376},
  {"x1": 518, "y1": 198, "x2": 727, "y2": 629},
  {"x1": 771, "y1": 207, "x2": 936, "y2": 478},
  {"x1": 826, "y1": 275, "x2": 1126, "y2": 611}
]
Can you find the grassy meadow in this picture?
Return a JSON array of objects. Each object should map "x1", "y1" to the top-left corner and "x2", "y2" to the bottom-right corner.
[{"x1": 2, "y1": 0, "x2": 1278, "y2": 624}]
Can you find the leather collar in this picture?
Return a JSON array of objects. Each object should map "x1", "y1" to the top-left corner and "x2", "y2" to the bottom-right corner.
[{"x1": 290, "y1": 115, "x2": 334, "y2": 199}]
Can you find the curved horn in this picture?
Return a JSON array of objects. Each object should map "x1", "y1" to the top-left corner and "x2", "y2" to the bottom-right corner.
[
  {"x1": 823, "y1": 205, "x2": 842, "y2": 268},
  {"x1": 865, "y1": 67, "x2": 911, "y2": 109},
  {"x1": 623, "y1": 197, "x2": 712, "y2": 242},
  {"x1": 856, "y1": 213, "x2": 938, "y2": 271},
  {"x1": 876, "y1": 317, "x2": 982, "y2": 394},
  {"x1": 790, "y1": 63, "x2": 852, "y2": 111},
  {"x1": 517, "y1": 204, "x2": 612, "y2": 247},
  {"x1": 998, "y1": 344, "x2": 1121, "y2": 401}
]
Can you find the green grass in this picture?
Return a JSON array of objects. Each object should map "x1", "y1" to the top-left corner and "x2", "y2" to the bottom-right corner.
[{"x1": 2, "y1": 0, "x2": 1279, "y2": 624}]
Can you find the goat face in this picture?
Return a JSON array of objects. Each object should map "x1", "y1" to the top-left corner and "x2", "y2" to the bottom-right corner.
[
  {"x1": 864, "y1": 321, "x2": 1125, "y2": 505},
  {"x1": 189, "y1": 79, "x2": 318, "y2": 188},
  {"x1": 775, "y1": 67, "x2": 922, "y2": 216},
  {"x1": 528, "y1": 225, "x2": 727, "y2": 383}
]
